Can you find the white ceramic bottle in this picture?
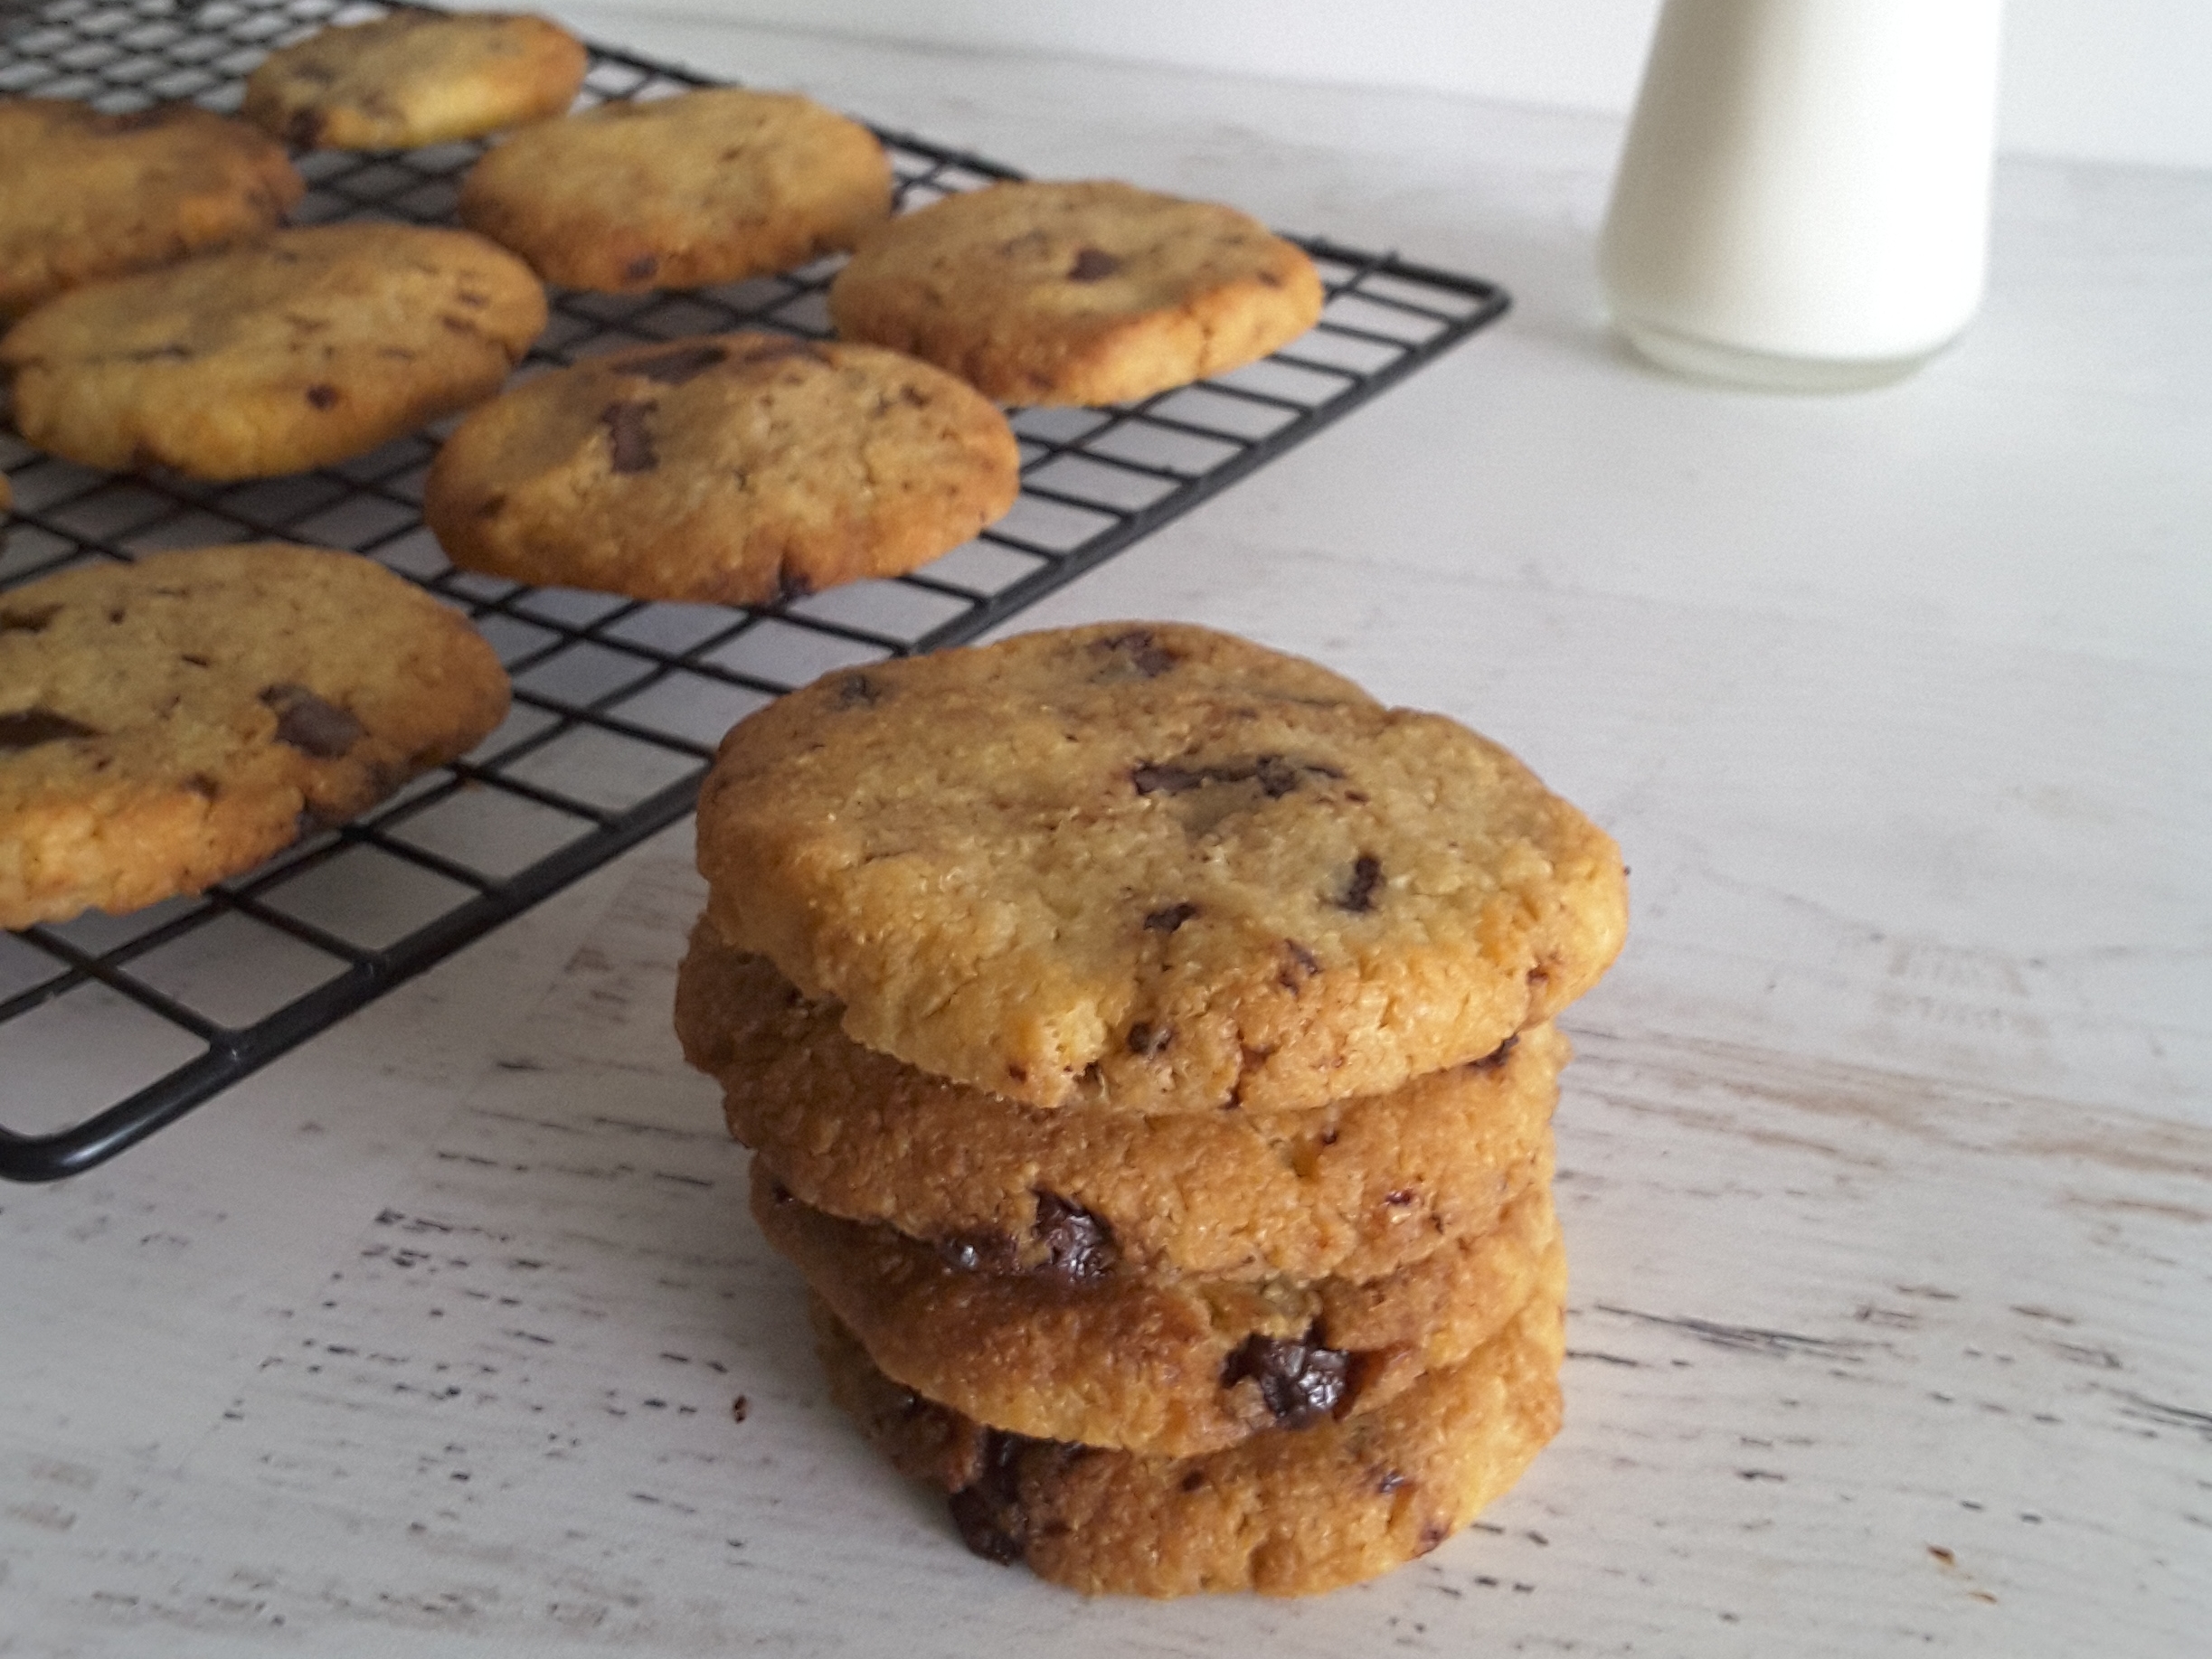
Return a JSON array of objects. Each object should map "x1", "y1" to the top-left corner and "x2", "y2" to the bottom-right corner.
[{"x1": 1599, "y1": 0, "x2": 2004, "y2": 391}]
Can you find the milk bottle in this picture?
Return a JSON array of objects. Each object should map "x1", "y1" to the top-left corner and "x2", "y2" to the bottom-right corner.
[{"x1": 1599, "y1": 0, "x2": 2004, "y2": 391}]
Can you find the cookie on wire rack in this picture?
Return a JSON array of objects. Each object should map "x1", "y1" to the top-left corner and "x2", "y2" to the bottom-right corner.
[
  {"x1": 457, "y1": 86, "x2": 892, "y2": 292},
  {"x1": 0, "y1": 544, "x2": 509, "y2": 931},
  {"x1": 0, "y1": 97, "x2": 303, "y2": 319},
  {"x1": 423, "y1": 333, "x2": 1021, "y2": 606},
  {"x1": 827, "y1": 179, "x2": 1326, "y2": 406},
  {"x1": 0, "y1": 222, "x2": 546, "y2": 481},
  {"x1": 241, "y1": 11, "x2": 589, "y2": 150}
]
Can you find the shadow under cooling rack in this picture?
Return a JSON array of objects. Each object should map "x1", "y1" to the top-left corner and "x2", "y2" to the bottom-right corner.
[{"x1": 0, "y1": 0, "x2": 1510, "y2": 1181}]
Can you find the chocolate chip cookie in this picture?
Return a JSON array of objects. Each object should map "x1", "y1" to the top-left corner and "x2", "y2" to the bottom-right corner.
[
  {"x1": 242, "y1": 11, "x2": 588, "y2": 150},
  {"x1": 0, "y1": 97, "x2": 303, "y2": 319},
  {"x1": 458, "y1": 87, "x2": 892, "y2": 292},
  {"x1": 812, "y1": 1240, "x2": 1565, "y2": 1597},
  {"x1": 676, "y1": 927, "x2": 1564, "y2": 1282},
  {"x1": 1, "y1": 544, "x2": 508, "y2": 929},
  {"x1": 758, "y1": 1158, "x2": 1556, "y2": 1457},
  {"x1": 0, "y1": 222, "x2": 546, "y2": 480},
  {"x1": 827, "y1": 180, "x2": 1325, "y2": 406},
  {"x1": 423, "y1": 333, "x2": 1019, "y2": 605},
  {"x1": 695, "y1": 622, "x2": 1630, "y2": 1116}
]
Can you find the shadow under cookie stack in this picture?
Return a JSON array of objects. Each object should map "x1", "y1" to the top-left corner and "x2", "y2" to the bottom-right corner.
[{"x1": 676, "y1": 621, "x2": 1628, "y2": 1598}]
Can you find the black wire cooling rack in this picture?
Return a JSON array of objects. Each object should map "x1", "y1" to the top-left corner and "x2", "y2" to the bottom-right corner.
[{"x1": 0, "y1": 0, "x2": 1510, "y2": 1182}]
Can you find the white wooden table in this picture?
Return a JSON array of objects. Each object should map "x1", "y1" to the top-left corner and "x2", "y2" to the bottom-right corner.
[{"x1": 5, "y1": 14, "x2": 2207, "y2": 1655}]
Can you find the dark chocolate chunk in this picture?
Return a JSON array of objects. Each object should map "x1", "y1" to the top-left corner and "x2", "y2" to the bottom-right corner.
[
  {"x1": 0, "y1": 607, "x2": 60, "y2": 635},
  {"x1": 1374, "y1": 1467, "x2": 1408, "y2": 1495},
  {"x1": 600, "y1": 401, "x2": 658, "y2": 474},
  {"x1": 1220, "y1": 1329, "x2": 1351, "y2": 1428},
  {"x1": 260, "y1": 683, "x2": 364, "y2": 759},
  {"x1": 626, "y1": 343, "x2": 730, "y2": 385},
  {"x1": 948, "y1": 1430, "x2": 1032, "y2": 1565},
  {"x1": 1067, "y1": 246, "x2": 1122, "y2": 282},
  {"x1": 0, "y1": 708, "x2": 99, "y2": 750},
  {"x1": 1336, "y1": 853, "x2": 1383, "y2": 913},
  {"x1": 1032, "y1": 1191, "x2": 1117, "y2": 1285},
  {"x1": 625, "y1": 253, "x2": 661, "y2": 282},
  {"x1": 1468, "y1": 1032, "x2": 1519, "y2": 1072},
  {"x1": 836, "y1": 673, "x2": 884, "y2": 709},
  {"x1": 772, "y1": 566, "x2": 813, "y2": 606},
  {"x1": 1416, "y1": 1522, "x2": 1449, "y2": 1555},
  {"x1": 286, "y1": 108, "x2": 324, "y2": 148},
  {"x1": 1125, "y1": 1021, "x2": 1171, "y2": 1057},
  {"x1": 1144, "y1": 901, "x2": 1198, "y2": 933},
  {"x1": 935, "y1": 1229, "x2": 1023, "y2": 1277},
  {"x1": 1278, "y1": 938, "x2": 1323, "y2": 993},
  {"x1": 1130, "y1": 761, "x2": 1205, "y2": 796},
  {"x1": 305, "y1": 383, "x2": 339, "y2": 410},
  {"x1": 1097, "y1": 628, "x2": 1177, "y2": 677}
]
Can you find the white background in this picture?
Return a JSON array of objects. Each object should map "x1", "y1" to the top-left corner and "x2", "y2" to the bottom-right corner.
[{"x1": 579, "y1": 0, "x2": 2212, "y2": 170}]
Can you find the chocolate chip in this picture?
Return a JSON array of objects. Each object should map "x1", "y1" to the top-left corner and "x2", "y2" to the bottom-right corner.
[
  {"x1": 1336, "y1": 853, "x2": 1383, "y2": 912},
  {"x1": 1221, "y1": 1330, "x2": 1351, "y2": 1428},
  {"x1": 1278, "y1": 938, "x2": 1323, "y2": 992},
  {"x1": 1033, "y1": 1192, "x2": 1116, "y2": 1285},
  {"x1": 1130, "y1": 761, "x2": 1205, "y2": 796},
  {"x1": 185, "y1": 772, "x2": 221, "y2": 799},
  {"x1": 1093, "y1": 627, "x2": 1178, "y2": 677},
  {"x1": 1385, "y1": 1188, "x2": 1416, "y2": 1207},
  {"x1": 1125, "y1": 1021, "x2": 1171, "y2": 1056},
  {"x1": 625, "y1": 254, "x2": 662, "y2": 282},
  {"x1": 1468, "y1": 1032, "x2": 1518, "y2": 1072},
  {"x1": 0, "y1": 607, "x2": 59, "y2": 635},
  {"x1": 260, "y1": 683, "x2": 364, "y2": 759},
  {"x1": 286, "y1": 108, "x2": 323, "y2": 148},
  {"x1": 773, "y1": 566, "x2": 813, "y2": 606},
  {"x1": 1374, "y1": 1468, "x2": 1407, "y2": 1494},
  {"x1": 1067, "y1": 247, "x2": 1122, "y2": 282},
  {"x1": 599, "y1": 401, "x2": 658, "y2": 474},
  {"x1": 935, "y1": 1229, "x2": 1022, "y2": 1277},
  {"x1": 1144, "y1": 901, "x2": 1198, "y2": 933},
  {"x1": 305, "y1": 383, "x2": 339, "y2": 410},
  {"x1": 836, "y1": 673, "x2": 884, "y2": 709},
  {"x1": 626, "y1": 344, "x2": 730, "y2": 385},
  {"x1": 0, "y1": 708, "x2": 99, "y2": 750},
  {"x1": 1130, "y1": 754, "x2": 1341, "y2": 798},
  {"x1": 948, "y1": 1431, "x2": 1032, "y2": 1565},
  {"x1": 1416, "y1": 1522, "x2": 1450, "y2": 1555},
  {"x1": 1179, "y1": 1470, "x2": 1207, "y2": 1494}
]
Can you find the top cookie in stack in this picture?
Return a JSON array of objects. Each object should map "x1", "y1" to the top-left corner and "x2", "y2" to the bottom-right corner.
[
  {"x1": 680, "y1": 622, "x2": 1628, "y2": 1597},
  {"x1": 695, "y1": 621, "x2": 1626, "y2": 1117}
]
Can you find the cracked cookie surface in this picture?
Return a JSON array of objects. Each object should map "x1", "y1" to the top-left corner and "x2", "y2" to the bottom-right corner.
[
  {"x1": 677, "y1": 927, "x2": 1564, "y2": 1281},
  {"x1": 0, "y1": 97, "x2": 302, "y2": 319},
  {"x1": 0, "y1": 222, "x2": 545, "y2": 480},
  {"x1": 758, "y1": 1156, "x2": 1556, "y2": 1456},
  {"x1": 813, "y1": 1240, "x2": 1565, "y2": 1598},
  {"x1": 827, "y1": 179, "x2": 1324, "y2": 406},
  {"x1": 242, "y1": 11, "x2": 587, "y2": 150},
  {"x1": 423, "y1": 333, "x2": 1018, "y2": 604},
  {"x1": 1, "y1": 543, "x2": 508, "y2": 929},
  {"x1": 695, "y1": 622, "x2": 1629, "y2": 1116},
  {"x1": 458, "y1": 86, "x2": 891, "y2": 292}
]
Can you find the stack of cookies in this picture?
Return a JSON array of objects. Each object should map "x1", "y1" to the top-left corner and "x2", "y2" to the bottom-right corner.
[{"x1": 677, "y1": 622, "x2": 1627, "y2": 1598}]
